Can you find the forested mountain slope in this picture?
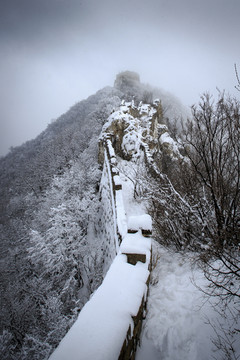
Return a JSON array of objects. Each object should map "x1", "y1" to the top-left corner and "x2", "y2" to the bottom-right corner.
[
  {"x1": 0, "y1": 72, "x2": 187, "y2": 359},
  {"x1": 1, "y1": 71, "x2": 239, "y2": 360},
  {"x1": 0, "y1": 85, "x2": 122, "y2": 359}
]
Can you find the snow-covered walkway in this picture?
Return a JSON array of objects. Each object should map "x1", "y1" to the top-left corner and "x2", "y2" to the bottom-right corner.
[
  {"x1": 117, "y1": 158, "x2": 147, "y2": 218},
  {"x1": 117, "y1": 158, "x2": 219, "y2": 359},
  {"x1": 136, "y1": 242, "x2": 226, "y2": 360},
  {"x1": 117, "y1": 158, "x2": 239, "y2": 360}
]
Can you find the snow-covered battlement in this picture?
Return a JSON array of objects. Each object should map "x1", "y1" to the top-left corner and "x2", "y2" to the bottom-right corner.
[
  {"x1": 49, "y1": 97, "x2": 188, "y2": 359},
  {"x1": 49, "y1": 94, "x2": 187, "y2": 359},
  {"x1": 49, "y1": 116, "x2": 153, "y2": 360},
  {"x1": 99, "y1": 135, "x2": 127, "y2": 252},
  {"x1": 49, "y1": 245, "x2": 151, "y2": 360},
  {"x1": 127, "y1": 215, "x2": 152, "y2": 235}
]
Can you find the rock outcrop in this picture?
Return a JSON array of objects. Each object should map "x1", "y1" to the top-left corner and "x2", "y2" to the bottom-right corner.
[{"x1": 99, "y1": 100, "x2": 163, "y2": 162}]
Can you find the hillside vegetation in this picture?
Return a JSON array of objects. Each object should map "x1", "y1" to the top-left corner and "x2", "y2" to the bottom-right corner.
[{"x1": 0, "y1": 72, "x2": 239, "y2": 359}]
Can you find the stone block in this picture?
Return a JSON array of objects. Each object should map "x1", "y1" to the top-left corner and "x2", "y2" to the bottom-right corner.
[{"x1": 122, "y1": 253, "x2": 146, "y2": 265}]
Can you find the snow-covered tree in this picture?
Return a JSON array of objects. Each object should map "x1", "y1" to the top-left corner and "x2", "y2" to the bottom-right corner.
[{"x1": 146, "y1": 92, "x2": 240, "y2": 358}]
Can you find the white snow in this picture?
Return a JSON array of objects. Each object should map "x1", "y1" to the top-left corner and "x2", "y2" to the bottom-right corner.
[
  {"x1": 153, "y1": 99, "x2": 160, "y2": 106},
  {"x1": 136, "y1": 241, "x2": 240, "y2": 360},
  {"x1": 159, "y1": 131, "x2": 181, "y2": 156},
  {"x1": 101, "y1": 103, "x2": 234, "y2": 360},
  {"x1": 115, "y1": 188, "x2": 127, "y2": 239},
  {"x1": 49, "y1": 254, "x2": 150, "y2": 360},
  {"x1": 120, "y1": 231, "x2": 151, "y2": 260},
  {"x1": 127, "y1": 214, "x2": 152, "y2": 231},
  {"x1": 117, "y1": 157, "x2": 147, "y2": 217},
  {"x1": 106, "y1": 139, "x2": 115, "y2": 158},
  {"x1": 113, "y1": 174, "x2": 121, "y2": 187},
  {"x1": 49, "y1": 118, "x2": 153, "y2": 360},
  {"x1": 103, "y1": 109, "x2": 134, "y2": 128},
  {"x1": 49, "y1": 99, "x2": 237, "y2": 360},
  {"x1": 104, "y1": 149, "x2": 119, "y2": 252},
  {"x1": 139, "y1": 104, "x2": 151, "y2": 115},
  {"x1": 122, "y1": 130, "x2": 141, "y2": 157}
]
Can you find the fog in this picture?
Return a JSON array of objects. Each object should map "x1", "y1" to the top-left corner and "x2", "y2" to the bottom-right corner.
[{"x1": 0, "y1": 0, "x2": 239, "y2": 156}]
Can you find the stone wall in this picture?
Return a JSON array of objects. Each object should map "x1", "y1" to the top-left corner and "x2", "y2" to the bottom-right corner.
[
  {"x1": 99, "y1": 137, "x2": 152, "y2": 360},
  {"x1": 114, "y1": 71, "x2": 140, "y2": 92},
  {"x1": 119, "y1": 291, "x2": 149, "y2": 360},
  {"x1": 98, "y1": 153, "x2": 118, "y2": 271},
  {"x1": 49, "y1": 109, "x2": 153, "y2": 360},
  {"x1": 99, "y1": 135, "x2": 127, "y2": 244}
]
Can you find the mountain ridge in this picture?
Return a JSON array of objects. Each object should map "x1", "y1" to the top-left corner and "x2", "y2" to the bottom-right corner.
[{"x1": 0, "y1": 72, "x2": 190, "y2": 359}]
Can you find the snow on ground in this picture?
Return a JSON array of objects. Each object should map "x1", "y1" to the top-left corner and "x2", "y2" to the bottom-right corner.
[
  {"x1": 49, "y1": 254, "x2": 150, "y2": 360},
  {"x1": 117, "y1": 157, "x2": 217, "y2": 360},
  {"x1": 136, "y1": 241, "x2": 226, "y2": 360},
  {"x1": 115, "y1": 158, "x2": 225, "y2": 360},
  {"x1": 107, "y1": 154, "x2": 239, "y2": 360},
  {"x1": 117, "y1": 157, "x2": 147, "y2": 217},
  {"x1": 49, "y1": 153, "x2": 152, "y2": 360},
  {"x1": 116, "y1": 156, "x2": 240, "y2": 360}
]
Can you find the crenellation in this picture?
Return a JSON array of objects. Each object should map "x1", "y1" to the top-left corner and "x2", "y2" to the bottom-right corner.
[{"x1": 49, "y1": 98, "x2": 158, "y2": 360}]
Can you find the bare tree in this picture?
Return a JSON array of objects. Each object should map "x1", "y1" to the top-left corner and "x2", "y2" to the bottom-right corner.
[
  {"x1": 145, "y1": 92, "x2": 240, "y2": 357},
  {"x1": 234, "y1": 64, "x2": 240, "y2": 92},
  {"x1": 182, "y1": 93, "x2": 240, "y2": 359},
  {"x1": 183, "y1": 93, "x2": 240, "y2": 249}
]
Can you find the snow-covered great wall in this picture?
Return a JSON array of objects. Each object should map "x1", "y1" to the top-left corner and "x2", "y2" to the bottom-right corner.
[{"x1": 49, "y1": 101, "x2": 159, "y2": 360}]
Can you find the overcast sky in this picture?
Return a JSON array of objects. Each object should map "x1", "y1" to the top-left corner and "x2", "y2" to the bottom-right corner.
[{"x1": 0, "y1": 0, "x2": 239, "y2": 156}]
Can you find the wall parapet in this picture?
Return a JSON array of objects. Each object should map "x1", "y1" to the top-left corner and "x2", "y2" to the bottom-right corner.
[
  {"x1": 49, "y1": 238, "x2": 151, "y2": 360},
  {"x1": 99, "y1": 135, "x2": 128, "y2": 249},
  {"x1": 49, "y1": 119, "x2": 152, "y2": 360}
]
